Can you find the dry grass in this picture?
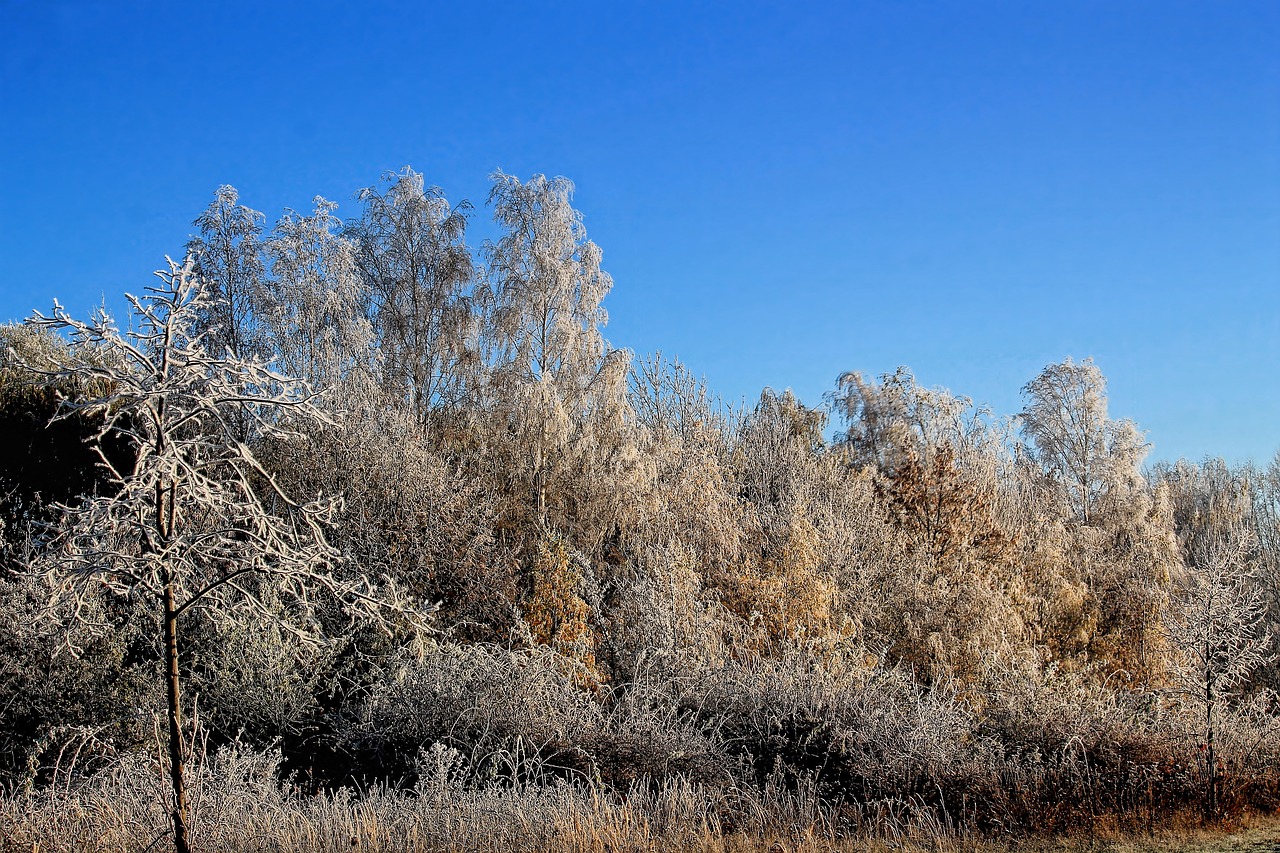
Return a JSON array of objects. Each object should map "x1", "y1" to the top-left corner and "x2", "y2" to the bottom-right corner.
[
  {"x1": 0, "y1": 743, "x2": 962, "y2": 853},
  {"x1": 2, "y1": 742, "x2": 1278, "y2": 853},
  {"x1": 6, "y1": 646, "x2": 1277, "y2": 853}
]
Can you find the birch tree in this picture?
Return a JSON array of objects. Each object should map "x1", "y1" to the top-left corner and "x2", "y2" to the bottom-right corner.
[
  {"x1": 347, "y1": 167, "x2": 479, "y2": 428},
  {"x1": 262, "y1": 196, "x2": 374, "y2": 392},
  {"x1": 480, "y1": 171, "x2": 637, "y2": 675},
  {"x1": 484, "y1": 170, "x2": 631, "y2": 532},
  {"x1": 1019, "y1": 358, "x2": 1147, "y2": 525},
  {"x1": 21, "y1": 257, "x2": 424, "y2": 853},
  {"x1": 186, "y1": 185, "x2": 268, "y2": 361}
]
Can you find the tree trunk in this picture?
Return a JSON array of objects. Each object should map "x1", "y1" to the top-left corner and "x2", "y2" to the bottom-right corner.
[
  {"x1": 1205, "y1": 651, "x2": 1218, "y2": 821},
  {"x1": 534, "y1": 463, "x2": 547, "y2": 530},
  {"x1": 164, "y1": 575, "x2": 192, "y2": 853}
]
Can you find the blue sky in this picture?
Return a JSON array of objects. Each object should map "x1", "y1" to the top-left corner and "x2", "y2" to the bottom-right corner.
[{"x1": 2, "y1": 1, "x2": 1277, "y2": 464}]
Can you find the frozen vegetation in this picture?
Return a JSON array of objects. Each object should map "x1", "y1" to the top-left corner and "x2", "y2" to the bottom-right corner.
[{"x1": 0, "y1": 169, "x2": 1277, "y2": 852}]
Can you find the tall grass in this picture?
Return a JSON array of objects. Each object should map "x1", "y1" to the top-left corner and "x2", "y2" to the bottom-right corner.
[
  {"x1": 8, "y1": 634, "x2": 1276, "y2": 849},
  {"x1": 0, "y1": 745, "x2": 876, "y2": 853},
  {"x1": 4, "y1": 645, "x2": 1277, "y2": 853}
]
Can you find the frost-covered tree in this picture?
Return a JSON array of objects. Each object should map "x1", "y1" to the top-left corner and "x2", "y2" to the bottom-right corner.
[
  {"x1": 1248, "y1": 453, "x2": 1280, "y2": 691},
  {"x1": 830, "y1": 367, "x2": 1004, "y2": 479},
  {"x1": 1165, "y1": 534, "x2": 1274, "y2": 818},
  {"x1": 627, "y1": 353, "x2": 740, "y2": 568},
  {"x1": 262, "y1": 196, "x2": 374, "y2": 392},
  {"x1": 486, "y1": 172, "x2": 612, "y2": 389},
  {"x1": 484, "y1": 170, "x2": 632, "y2": 532},
  {"x1": 478, "y1": 171, "x2": 638, "y2": 675},
  {"x1": 1019, "y1": 358, "x2": 1147, "y2": 525},
  {"x1": 737, "y1": 389, "x2": 826, "y2": 505},
  {"x1": 21, "y1": 258, "x2": 424, "y2": 853},
  {"x1": 347, "y1": 167, "x2": 479, "y2": 428},
  {"x1": 1014, "y1": 361, "x2": 1176, "y2": 682},
  {"x1": 1153, "y1": 458, "x2": 1253, "y2": 564},
  {"x1": 728, "y1": 389, "x2": 842, "y2": 641},
  {"x1": 630, "y1": 352, "x2": 729, "y2": 446},
  {"x1": 186, "y1": 185, "x2": 268, "y2": 361},
  {"x1": 830, "y1": 369, "x2": 1021, "y2": 682},
  {"x1": 833, "y1": 368, "x2": 952, "y2": 474}
]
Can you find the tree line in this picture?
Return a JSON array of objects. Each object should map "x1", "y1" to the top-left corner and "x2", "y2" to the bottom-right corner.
[{"x1": 0, "y1": 167, "x2": 1277, "y2": 852}]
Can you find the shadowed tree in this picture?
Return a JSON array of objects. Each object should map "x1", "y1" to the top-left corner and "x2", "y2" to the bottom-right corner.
[{"x1": 0, "y1": 325, "x2": 135, "y2": 566}]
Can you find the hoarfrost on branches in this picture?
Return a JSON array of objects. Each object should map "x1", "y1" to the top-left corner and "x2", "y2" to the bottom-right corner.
[{"x1": 19, "y1": 255, "x2": 429, "y2": 853}]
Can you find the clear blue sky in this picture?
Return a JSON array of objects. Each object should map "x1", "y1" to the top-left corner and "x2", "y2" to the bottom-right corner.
[{"x1": 2, "y1": 1, "x2": 1277, "y2": 464}]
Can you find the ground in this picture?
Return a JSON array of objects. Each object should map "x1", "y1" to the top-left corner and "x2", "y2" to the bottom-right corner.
[{"x1": 997, "y1": 816, "x2": 1280, "y2": 853}]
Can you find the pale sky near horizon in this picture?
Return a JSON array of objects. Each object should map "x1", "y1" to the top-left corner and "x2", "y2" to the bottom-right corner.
[{"x1": 1, "y1": 1, "x2": 1277, "y2": 465}]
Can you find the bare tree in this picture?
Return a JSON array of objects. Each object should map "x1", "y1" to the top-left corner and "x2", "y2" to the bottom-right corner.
[
  {"x1": 629, "y1": 352, "x2": 729, "y2": 448},
  {"x1": 21, "y1": 257, "x2": 425, "y2": 853}
]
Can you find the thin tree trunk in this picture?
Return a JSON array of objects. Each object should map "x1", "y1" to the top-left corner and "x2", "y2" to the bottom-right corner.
[
  {"x1": 1205, "y1": 640, "x2": 1218, "y2": 822},
  {"x1": 163, "y1": 574, "x2": 192, "y2": 853},
  {"x1": 1206, "y1": 692, "x2": 1217, "y2": 819},
  {"x1": 534, "y1": 460, "x2": 547, "y2": 530}
]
